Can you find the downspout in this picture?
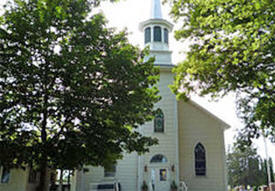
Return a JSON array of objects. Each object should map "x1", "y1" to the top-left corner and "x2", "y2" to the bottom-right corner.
[
  {"x1": 137, "y1": 125, "x2": 143, "y2": 191},
  {"x1": 221, "y1": 127, "x2": 227, "y2": 191},
  {"x1": 174, "y1": 98, "x2": 180, "y2": 183}
]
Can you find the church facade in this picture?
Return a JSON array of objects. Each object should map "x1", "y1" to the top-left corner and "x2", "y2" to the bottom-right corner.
[{"x1": 73, "y1": 0, "x2": 229, "y2": 191}]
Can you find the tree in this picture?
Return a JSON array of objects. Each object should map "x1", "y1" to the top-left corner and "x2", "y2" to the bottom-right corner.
[
  {"x1": 270, "y1": 158, "x2": 275, "y2": 183},
  {"x1": 0, "y1": 0, "x2": 159, "y2": 190},
  {"x1": 227, "y1": 144, "x2": 265, "y2": 187},
  {"x1": 167, "y1": 0, "x2": 275, "y2": 144},
  {"x1": 261, "y1": 158, "x2": 275, "y2": 185}
]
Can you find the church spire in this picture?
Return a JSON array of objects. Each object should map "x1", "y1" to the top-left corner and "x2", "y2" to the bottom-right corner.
[
  {"x1": 139, "y1": 0, "x2": 174, "y2": 66},
  {"x1": 139, "y1": 0, "x2": 173, "y2": 61},
  {"x1": 151, "y1": 0, "x2": 162, "y2": 19}
]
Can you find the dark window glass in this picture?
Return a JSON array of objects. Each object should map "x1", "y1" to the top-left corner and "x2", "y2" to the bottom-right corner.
[
  {"x1": 164, "y1": 28, "x2": 168, "y2": 43},
  {"x1": 150, "y1": 154, "x2": 168, "y2": 163},
  {"x1": 1, "y1": 167, "x2": 10, "y2": 183},
  {"x1": 154, "y1": 109, "x2": 164, "y2": 132},
  {"x1": 97, "y1": 184, "x2": 114, "y2": 189},
  {"x1": 154, "y1": 26, "x2": 162, "y2": 42},
  {"x1": 145, "y1": 27, "x2": 151, "y2": 44},
  {"x1": 195, "y1": 143, "x2": 206, "y2": 176}
]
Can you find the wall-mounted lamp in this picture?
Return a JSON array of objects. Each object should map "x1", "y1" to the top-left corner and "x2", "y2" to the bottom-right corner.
[
  {"x1": 144, "y1": 165, "x2": 148, "y2": 172},
  {"x1": 171, "y1": 164, "x2": 175, "y2": 172}
]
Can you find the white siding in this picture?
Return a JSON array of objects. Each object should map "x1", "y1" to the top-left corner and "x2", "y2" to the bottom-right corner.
[
  {"x1": 76, "y1": 152, "x2": 138, "y2": 191},
  {"x1": 178, "y1": 101, "x2": 227, "y2": 191},
  {"x1": 141, "y1": 70, "x2": 178, "y2": 183},
  {"x1": 0, "y1": 169, "x2": 28, "y2": 191},
  {"x1": 0, "y1": 167, "x2": 52, "y2": 191},
  {"x1": 75, "y1": 70, "x2": 180, "y2": 191},
  {"x1": 75, "y1": 70, "x2": 228, "y2": 191}
]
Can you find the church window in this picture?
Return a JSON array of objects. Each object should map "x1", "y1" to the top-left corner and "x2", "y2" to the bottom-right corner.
[
  {"x1": 195, "y1": 143, "x2": 206, "y2": 176},
  {"x1": 153, "y1": 26, "x2": 162, "y2": 42},
  {"x1": 164, "y1": 28, "x2": 168, "y2": 43},
  {"x1": 145, "y1": 27, "x2": 151, "y2": 44},
  {"x1": 104, "y1": 164, "x2": 116, "y2": 177},
  {"x1": 150, "y1": 154, "x2": 168, "y2": 163},
  {"x1": 154, "y1": 109, "x2": 164, "y2": 133},
  {"x1": 1, "y1": 166, "x2": 10, "y2": 183}
]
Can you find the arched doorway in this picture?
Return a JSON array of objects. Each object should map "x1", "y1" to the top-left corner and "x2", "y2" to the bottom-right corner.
[{"x1": 149, "y1": 154, "x2": 170, "y2": 191}]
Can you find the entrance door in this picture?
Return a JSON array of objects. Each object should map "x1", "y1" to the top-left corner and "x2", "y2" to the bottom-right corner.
[{"x1": 150, "y1": 167, "x2": 170, "y2": 191}]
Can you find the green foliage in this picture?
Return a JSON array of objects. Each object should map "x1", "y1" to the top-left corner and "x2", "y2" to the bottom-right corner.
[
  {"x1": 141, "y1": 181, "x2": 148, "y2": 191},
  {"x1": 0, "y1": 0, "x2": 159, "y2": 189},
  {"x1": 270, "y1": 158, "x2": 275, "y2": 182},
  {"x1": 227, "y1": 144, "x2": 268, "y2": 187},
  {"x1": 170, "y1": 180, "x2": 178, "y2": 189},
  {"x1": 261, "y1": 158, "x2": 275, "y2": 185},
  {"x1": 167, "y1": 0, "x2": 275, "y2": 143}
]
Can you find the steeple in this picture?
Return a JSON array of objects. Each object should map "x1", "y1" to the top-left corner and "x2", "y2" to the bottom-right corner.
[
  {"x1": 139, "y1": 0, "x2": 174, "y2": 66},
  {"x1": 151, "y1": 0, "x2": 162, "y2": 19}
]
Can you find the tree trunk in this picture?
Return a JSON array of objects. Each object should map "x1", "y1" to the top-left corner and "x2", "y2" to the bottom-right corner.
[
  {"x1": 58, "y1": 169, "x2": 63, "y2": 191},
  {"x1": 37, "y1": 84, "x2": 49, "y2": 191},
  {"x1": 36, "y1": 161, "x2": 48, "y2": 191},
  {"x1": 37, "y1": 104, "x2": 49, "y2": 191}
]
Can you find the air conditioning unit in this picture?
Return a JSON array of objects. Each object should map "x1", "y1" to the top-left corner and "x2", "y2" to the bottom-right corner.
[{"x1": 178, "y1": 181, "x2": 188, "y2": 191}]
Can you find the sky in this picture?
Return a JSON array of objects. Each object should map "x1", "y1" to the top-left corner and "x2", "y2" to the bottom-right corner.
[{"x1": 0, "y1": 0, "x2": 274, "y2": 166}]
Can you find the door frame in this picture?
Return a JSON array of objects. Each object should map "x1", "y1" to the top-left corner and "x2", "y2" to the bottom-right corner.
[{"x1": 148, "y1": 164, "x2": 170, "y2": 191}]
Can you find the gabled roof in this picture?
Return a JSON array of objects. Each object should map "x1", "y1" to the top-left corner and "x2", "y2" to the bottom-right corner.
[
  {"x1": 153, "y1": 60, "x2": 230, "y2": 129},
  {"x1": 184, "y1": 99, "x2": 231, "y2": 130}
]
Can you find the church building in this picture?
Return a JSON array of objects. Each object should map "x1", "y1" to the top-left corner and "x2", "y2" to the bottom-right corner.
[{"x1": 73, "y1": 0, "x2": 230, "y2": 191}]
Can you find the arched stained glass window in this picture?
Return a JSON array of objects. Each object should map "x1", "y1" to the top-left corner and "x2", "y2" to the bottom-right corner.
[
  {"x1": 150, "y1": 154, "x2": 168, "y2": 163},
  {"x1": 195, "y1": 143, "x2": 206, "y2": 176},
  {"x1": 154, "y1": 109, "x2": 164, "y2": 133},
  {"x1": 164, "y1": 28, "x2": 168, "y2": 43},
  {"x1": 145, "y1": 27, "x2": 151, "y2": 44},
  {"x1": 153, "y1": 26, "x2": 162, "y2": 42}
]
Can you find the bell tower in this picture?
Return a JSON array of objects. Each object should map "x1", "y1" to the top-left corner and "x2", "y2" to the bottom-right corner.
[{"x1": 139, "y1": 0, "x2": 173, "y2": 65}]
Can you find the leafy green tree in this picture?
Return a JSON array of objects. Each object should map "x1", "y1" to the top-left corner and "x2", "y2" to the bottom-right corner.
[
  {"x1": 0, "y1": 0, "x2": 159, "y2": 190},
  {"x1": 167, "y1": 0, "x2": 275, "y2": 144},
  {"x1": 261, "y1": 159, "x2": 268, "y2": 185},
  {"x1": 261, "y1": 158, "x2": 275, "y2": 185},
  {"x1": 227, "y1": 144, "x2": 264, "y2": 187}
]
